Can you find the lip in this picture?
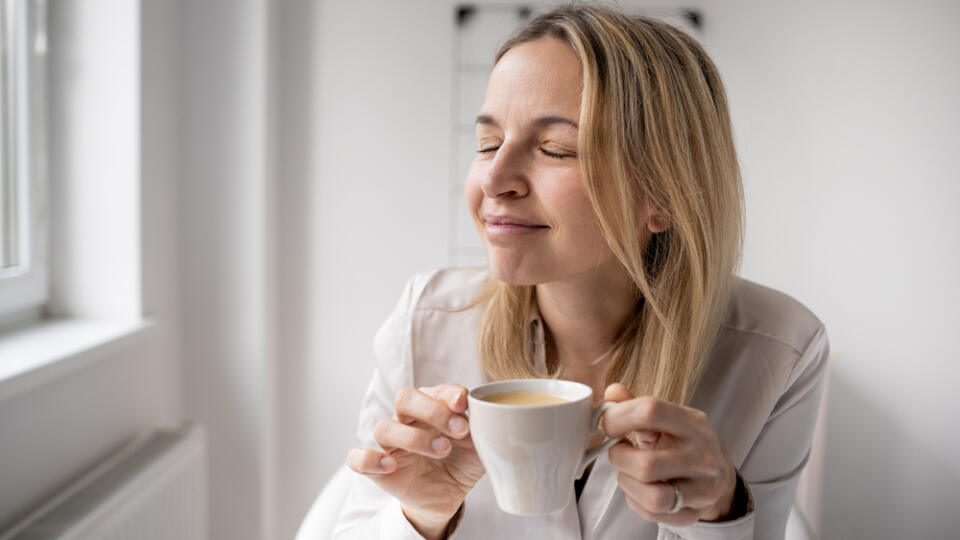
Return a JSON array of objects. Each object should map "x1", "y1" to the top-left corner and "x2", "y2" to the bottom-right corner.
[
  {"x1": 483, "y1": 214, "x2": 547, "y2": 227},
  {"x1": 482, "y1": 214, "x2": 549, "y2": 237}
]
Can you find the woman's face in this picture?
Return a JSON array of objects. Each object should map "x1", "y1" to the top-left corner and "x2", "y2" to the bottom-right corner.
[{"x1": 465, "y1": 37, "x2": 619, "y2": 286}]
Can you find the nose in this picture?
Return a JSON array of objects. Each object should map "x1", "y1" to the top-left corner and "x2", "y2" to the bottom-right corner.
[{"x1": 481, "y1": 145, "x2": 529, "y2": 200}]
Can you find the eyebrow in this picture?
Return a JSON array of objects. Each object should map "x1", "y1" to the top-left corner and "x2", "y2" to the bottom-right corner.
[{"x1": 475, "y1": 114, "x2": 579, "y2": 130}]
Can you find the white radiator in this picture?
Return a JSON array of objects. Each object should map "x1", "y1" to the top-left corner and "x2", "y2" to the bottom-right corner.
[{"x1": 1, "y1": 423, "x2": 208, "y2": 540}]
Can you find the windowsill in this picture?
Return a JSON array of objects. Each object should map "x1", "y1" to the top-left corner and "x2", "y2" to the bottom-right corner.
[{"x1": 0, "y1": 317, "x2": 155, "y2": 402}]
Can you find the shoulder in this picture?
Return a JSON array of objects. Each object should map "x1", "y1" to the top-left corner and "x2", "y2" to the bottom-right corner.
[
  {"x1": 400, "y1": 266, "x2": 492, "y2": 313},
  {"x1": 701, "y1": 277, "x2": 830, "y2": 416},
  {"x1": 721, "y1": 277, "x2": 826, "y2": 359},
  {"x1": 376, "y1": 267, "x2": 490, "y2": 387},
  {"x1": 372, "y1": 266, "x2": 489, "y2": 378},
  {"x1": 378, "y1": 266, "x2": 490, "y2": 321},
  {"x1": 698, "y1": 278, "x2": 830, "y2": 464}
]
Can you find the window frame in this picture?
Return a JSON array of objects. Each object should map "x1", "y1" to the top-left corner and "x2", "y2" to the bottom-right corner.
[{"x1": 0, "y1": 0, "x2": 47, "y2": 326}]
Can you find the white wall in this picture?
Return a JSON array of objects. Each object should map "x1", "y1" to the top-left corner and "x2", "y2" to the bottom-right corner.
[
  {"x1": 177, "y1": 1, "x2": 275, "y2": 539},
  {"x1": 270, "y1": 1, "x2": 320, "y2": 538},
  {"x1": 309, "y1": 0, "x2": 453, "y2": 499},
  {"x1": 706, "y1": 1, "x2": 960, "y2": 538}
]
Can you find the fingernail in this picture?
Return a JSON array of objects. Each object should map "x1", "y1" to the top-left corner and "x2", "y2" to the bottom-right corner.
[
  {"x1": 431, "y1": 437, "x2": 450, "y2": 453},
  {"x1": 380, "y1": 456, "x2": 395, "y2": 469},
  {"x1": 448, "y1": 416, "x2": 467, "y2": 435}
]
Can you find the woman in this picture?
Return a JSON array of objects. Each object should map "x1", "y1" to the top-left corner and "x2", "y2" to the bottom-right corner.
[{"x1": 335, "y1": 5, "x2": 828, "y2": 539}]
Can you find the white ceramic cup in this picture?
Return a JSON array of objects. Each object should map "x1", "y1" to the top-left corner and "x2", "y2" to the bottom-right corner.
[{"x1": 467, "y1": 379, "x2": 623, "y2": 516}]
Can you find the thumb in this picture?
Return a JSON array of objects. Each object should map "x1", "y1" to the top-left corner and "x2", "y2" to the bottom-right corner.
[
  {"x1": 603, "y1": 382, "x2": 633, "y2": 403},
  {"x1": 603, "y1": 383, "x2": 660, "y2": 448},
  {"x1": 420, "y1": 383, "x2": 468, "y2": 413},
  {"x1": 445, "y1": 385, "x2": 468, "y2": 413}
]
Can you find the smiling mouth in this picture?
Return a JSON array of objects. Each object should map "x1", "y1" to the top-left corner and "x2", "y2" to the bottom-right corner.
[
  {"x1": 483, "y1": 221, "x2": 549, "y2": 236},
  {"x1": 483, "y1": 214, "x2": 548, "y2": 227}
]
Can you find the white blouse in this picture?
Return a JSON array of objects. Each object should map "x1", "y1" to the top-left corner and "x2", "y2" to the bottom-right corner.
[{"x1": 332, "y1": 267, "x2": 829, "y2": 540}]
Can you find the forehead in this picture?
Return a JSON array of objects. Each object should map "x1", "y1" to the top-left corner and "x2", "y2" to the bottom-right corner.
[{"x1": 483, "y1": 37, "x2": 583, "y2": 121}]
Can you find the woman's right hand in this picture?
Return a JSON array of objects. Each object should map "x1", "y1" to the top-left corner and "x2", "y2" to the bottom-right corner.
[{"x1": 346, "y1": 383, "x2": 485, "y2": 539}]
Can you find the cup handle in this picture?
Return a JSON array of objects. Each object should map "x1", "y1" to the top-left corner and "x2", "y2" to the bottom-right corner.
[{"x1": 576, "y1": 401, "x2": 623, "y2": 479}]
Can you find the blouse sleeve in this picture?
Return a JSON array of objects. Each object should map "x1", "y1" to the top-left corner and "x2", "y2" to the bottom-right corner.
[
  {"x1": 331, "y1": 274, "x2": 434, "y2": 540},
  {"x1": 659, "y1": 324, "x2": 830, "y2": 540}
]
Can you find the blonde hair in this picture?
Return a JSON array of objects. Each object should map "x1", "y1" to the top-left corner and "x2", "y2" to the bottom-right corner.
[{"x1": 472, "y1": 5, "x2": 743, "y2": 405}]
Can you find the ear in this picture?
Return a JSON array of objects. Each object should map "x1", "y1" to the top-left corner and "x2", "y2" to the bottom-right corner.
[
  {"x1": 645, "y1": 211, "x2": 670, "y2": 234},
  {"x1": 635, "y1": 195, "x2": 671, "y2": 234}
]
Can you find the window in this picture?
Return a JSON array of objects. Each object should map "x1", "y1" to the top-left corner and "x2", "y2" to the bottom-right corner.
[{"x1": 0, "y1": 0, "x2": 46, "y2": 325}]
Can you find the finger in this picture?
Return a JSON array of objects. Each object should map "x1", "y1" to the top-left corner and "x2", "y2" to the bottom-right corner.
[
  {"x1": 602, "y1": 386, "x2": 661, "y2": 446},
  {"x1": 395, "y1": 386, "x2": 469, "y2": 438},
  {"x1": 608, "y1": 442, "x2": 689, "y2": 483},
  {"x1": 617, "y1": 476, "x2": 679, "y2": 515},
  {"x1": 628, "y1": 429, "x2": 662, "y2": 449},
  {"x1": 601, "y1": 384, "x2": 636, "y2": 440},
  {"x1": 419, "y1": 383, "x2": 469, "y2": 414},
  {"x1": 346, "y1": 447, "x2": 398, "y2": 475},
  {"x1": 603, "y1": 396, "x2": 698, "y2": 439},
  {"x1": 623, "y1": 492, "x2": 701, "y2": 527},
  {"x1": 617, "y1": 475, "x2": 712, "y2": 513},
  {"x1": 604, "y1": 382, "x2": 634, "y2": 403},
  {"x1": 373, "y1": 418, "x2": 452, "y2": 459}
]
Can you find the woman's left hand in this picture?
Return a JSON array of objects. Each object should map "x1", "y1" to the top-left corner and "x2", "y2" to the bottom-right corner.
[{"x1": 601, "y1": 383, "x2": 739, "y2": 527}]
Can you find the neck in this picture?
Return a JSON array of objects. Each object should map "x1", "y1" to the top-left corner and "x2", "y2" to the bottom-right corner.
[{"x1": 535, "y1": 259, "x2": 637, "y2": 376}]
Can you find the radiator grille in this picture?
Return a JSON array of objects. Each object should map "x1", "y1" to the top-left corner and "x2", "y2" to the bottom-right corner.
[{"x1": 1, "y1": 424, "x2": 207, "y2": 540}]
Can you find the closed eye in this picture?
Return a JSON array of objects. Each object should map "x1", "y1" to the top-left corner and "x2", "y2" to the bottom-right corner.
[
  {"x1": 540, "y1": 147, "x2": 575, "y2": 159},
  {"x1": 476, "y1": 146, "x2": 575, "y2": 158}
]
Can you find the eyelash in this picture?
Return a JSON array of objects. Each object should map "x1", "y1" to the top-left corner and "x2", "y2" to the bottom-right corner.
[
  {"x1": 540, "y1": 148, "x2": 569, "y2": 159},
  {"x1": 476, "y1": 147, "x2": 572, "y2": 159}
]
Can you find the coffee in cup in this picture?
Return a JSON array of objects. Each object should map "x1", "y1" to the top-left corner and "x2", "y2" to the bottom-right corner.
[{"x1": 481, "y1": 391, "x2": 569, "y2": 406}]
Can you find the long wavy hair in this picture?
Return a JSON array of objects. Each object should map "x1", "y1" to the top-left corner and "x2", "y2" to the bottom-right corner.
[{"x1": 471, "y1": 5, "x2": 744, "y2": 405}]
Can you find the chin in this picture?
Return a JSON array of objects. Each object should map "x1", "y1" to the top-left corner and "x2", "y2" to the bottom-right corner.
[{"x1": 486, "y1": 254, "x2": 544, "y2": 286}]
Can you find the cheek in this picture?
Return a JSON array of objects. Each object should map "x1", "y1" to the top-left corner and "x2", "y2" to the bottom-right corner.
[
  {"x1": 556, "y1": 188, "x2": 602, "y2": 235},
  {"x1": 555, "y1": 189, "x2": 610, "y2": 255},
  {"x1": 464, "y1": 165, "x2": 484, "y2": 222}
]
